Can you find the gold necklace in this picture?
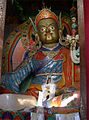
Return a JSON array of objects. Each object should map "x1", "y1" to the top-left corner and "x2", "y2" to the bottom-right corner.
[{"x1": 42, "y1": 49, "x2": 61, "y2": 58}]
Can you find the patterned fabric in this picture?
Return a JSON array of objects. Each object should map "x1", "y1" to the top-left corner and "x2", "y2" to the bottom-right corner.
[
  {"x1": 2, "y1": 60, "x2": 33, "y2": 93},
  {"x1": 0, "y1": 109, "x2": 80, "y2": 120},
  {"x1": 0, "y1": 109, "x2": 31, "y2": 120},
  {"x1": 2, "y1": 45, "x2": 80, "y2": 93}
]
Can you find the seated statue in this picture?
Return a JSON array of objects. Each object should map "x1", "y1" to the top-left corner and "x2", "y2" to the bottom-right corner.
[{"x1": 1, "y1": 8, "x2": 80, "y2": 111}]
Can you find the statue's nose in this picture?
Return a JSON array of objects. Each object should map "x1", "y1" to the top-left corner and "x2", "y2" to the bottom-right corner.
[{"x1": 46, "y1": 28, "x2": 50, "y2": 33}]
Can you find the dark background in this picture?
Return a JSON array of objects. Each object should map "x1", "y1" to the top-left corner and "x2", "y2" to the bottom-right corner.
[{"x1": 6, "y1": 0, "x2": 77, "y2": 23}]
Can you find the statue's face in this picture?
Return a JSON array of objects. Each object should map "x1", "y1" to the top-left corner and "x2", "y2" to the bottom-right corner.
[{"x1": 37, "y1": 18, "x2": 59, "y2": 44}]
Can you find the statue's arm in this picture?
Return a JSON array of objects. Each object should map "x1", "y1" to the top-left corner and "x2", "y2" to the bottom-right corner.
[{"x1": 1, "y1": 59, "x2": 33, "y2": 93}]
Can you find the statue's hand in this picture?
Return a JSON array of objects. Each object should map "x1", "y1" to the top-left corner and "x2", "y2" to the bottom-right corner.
[{"x1": 19, "y1": 74, "x2": 33, "y2": 92}]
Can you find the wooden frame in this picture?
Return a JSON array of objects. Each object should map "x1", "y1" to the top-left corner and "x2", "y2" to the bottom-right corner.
[
  {"x1": 0, "y1": 0, "x2": 6, "y2": 84},
  {"x1": 77, "y1": 0, "x2": 87, "y2": 119},
  {"x1": 0, "y1": 0, "x2": 87, "y2": 119}
]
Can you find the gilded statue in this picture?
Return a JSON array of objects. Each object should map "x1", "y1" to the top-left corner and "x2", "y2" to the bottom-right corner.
[{"x1": 1, "y1": 8, "x2": 80, "y2": 110}]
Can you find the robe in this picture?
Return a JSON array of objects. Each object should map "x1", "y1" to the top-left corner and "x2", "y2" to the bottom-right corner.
[{"x1": 2, "y1": 45, "x2": 80, "y2": 95}]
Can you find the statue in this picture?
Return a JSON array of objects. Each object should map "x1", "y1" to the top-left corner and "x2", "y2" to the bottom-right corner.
[{"x1": 1, "y1": 8, "x2": 80, "y2": 110}]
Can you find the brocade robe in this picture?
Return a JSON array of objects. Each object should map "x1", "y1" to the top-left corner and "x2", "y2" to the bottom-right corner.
[{"x1": 2, "y1": 45, "x2": 80, "y2": 95}]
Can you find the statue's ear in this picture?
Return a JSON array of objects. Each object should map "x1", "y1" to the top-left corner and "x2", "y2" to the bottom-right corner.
[
  {"x1": 35, "y1": 32, "x2": 39, "y2": 42},
  {"x1": 59, "y1": 29, "x2": 69, "y2": 46},
  {"x1": 34, "y1": 32, "x2": 41, "y2": 49}
]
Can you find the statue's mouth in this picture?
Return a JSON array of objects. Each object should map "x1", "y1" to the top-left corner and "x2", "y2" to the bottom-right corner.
[{"x1": 46, "y1": 33, "x2": 51, "y2": 36}]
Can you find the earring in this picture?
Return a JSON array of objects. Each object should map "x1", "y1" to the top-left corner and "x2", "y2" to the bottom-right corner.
[{"x1": 34, "y1": 33, "x2": 42, "y2": 50}]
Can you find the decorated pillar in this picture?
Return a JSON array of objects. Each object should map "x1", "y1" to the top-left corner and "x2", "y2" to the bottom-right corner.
[{"x1": 0, "y1": 0, "x2": 6, "y2": 84}]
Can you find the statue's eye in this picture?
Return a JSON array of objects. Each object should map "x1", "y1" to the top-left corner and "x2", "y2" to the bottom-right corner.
[
  {"x1": 40, "y1": 28, "x2": 46, "y2": 32},
  {"x1": 49, "y1": 26, "x2": 55, "y2": 30}
]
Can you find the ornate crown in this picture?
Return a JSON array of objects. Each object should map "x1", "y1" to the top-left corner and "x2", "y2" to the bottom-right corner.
[{"x1": 35, "y1": 8, "x2": 59, "y2": 27}]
